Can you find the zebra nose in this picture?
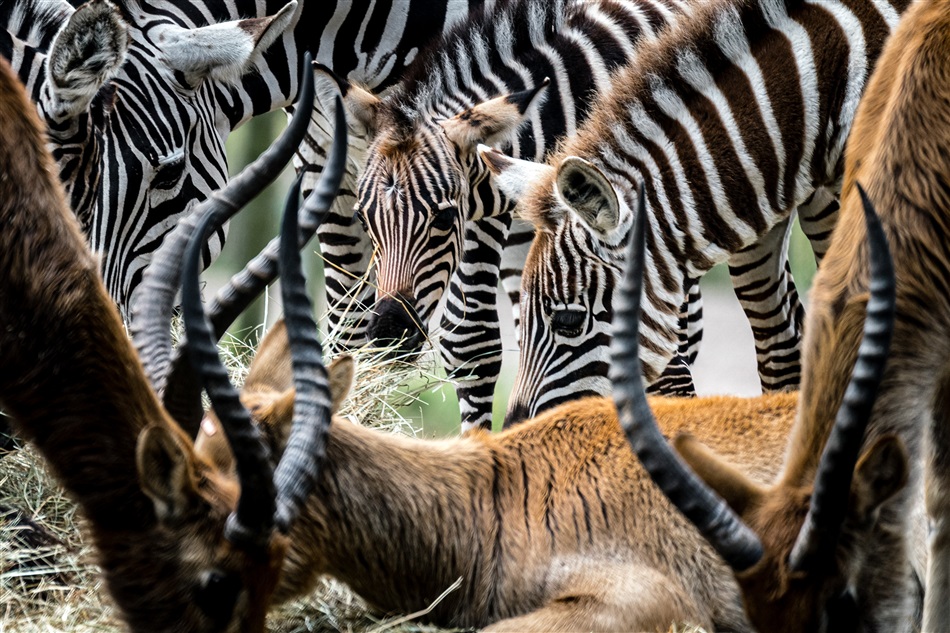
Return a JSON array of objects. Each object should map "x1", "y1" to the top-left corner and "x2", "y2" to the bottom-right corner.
[
  {"x1": 503, "y1": 402, "x2": 532, "y2": 429},
  {"x1": 367, "y1": 296, "x2": 426, "y2": 354}
]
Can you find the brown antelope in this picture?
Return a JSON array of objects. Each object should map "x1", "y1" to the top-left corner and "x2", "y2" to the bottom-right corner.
[
  {"x1": 182, "y1": 103, "x2": 808, "y2": 632},
  {"x1": 608, "y1": 1, "x2": 950, "y2": 625},
  {"x1": 0, "y1": 25, "x2": 920, "y2": 633},
  {"x1": 0, "y1": 52, "x2": 338, "y2": 632}
]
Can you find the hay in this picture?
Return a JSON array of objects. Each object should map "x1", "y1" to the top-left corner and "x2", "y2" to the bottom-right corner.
[{"x1": 0, "y1": 325, "x2": 460, "y2": 633}]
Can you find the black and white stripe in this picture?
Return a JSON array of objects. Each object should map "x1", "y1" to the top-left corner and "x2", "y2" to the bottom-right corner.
[
  {"x1": 1, "y1": 0, "x2": 482, "y2": 317},
  {"x1": 319, "y1": 0, "x2": 696, "y2": 432},
  {"x1": 492, "y1": 0, "x2": 908, "y2": 424}
]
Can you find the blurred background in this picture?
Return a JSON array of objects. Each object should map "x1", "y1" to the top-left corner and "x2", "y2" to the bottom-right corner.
[{"x1": 211, "y1": 113, "x2": 819, "y2": 437}]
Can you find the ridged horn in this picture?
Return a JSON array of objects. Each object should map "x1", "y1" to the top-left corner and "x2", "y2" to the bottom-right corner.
[
  {"x1": 130, "y1": 51, "x2": 316, "y2": 422},
  {"x1": 609, "y1": 185, "x2": 764, "y2": 571},
  {"x1": 181, "y1": 210, "x2": 275, "y2": 548},
  {"x1": 789, "y1": 183, "x2": 896, "y2": 571},
  {"x1": 271, "y1": 123, "x2": 342, "y2": 529},
  {"x1": 162, "y1": 173, "x2": 304, "y2": 434},
  {"x1": 162, "y1": 93, "x2": 347, "y2": 435}
]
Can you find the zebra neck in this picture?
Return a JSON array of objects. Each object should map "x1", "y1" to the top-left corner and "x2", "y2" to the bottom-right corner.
[
  {"x1": 562, "y1": 0, "x2": 909, "y2": 272},
  {"x1": 293, "y1": 420, "x2": 498, "y2": 627}
]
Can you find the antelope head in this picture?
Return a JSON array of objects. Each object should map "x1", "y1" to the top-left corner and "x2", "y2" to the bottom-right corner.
[
  {"x1": 0, "y1": 52, "x2": 348, "y2": 632},
  {"x1": 610, "y1": 185, "x2": 908, "y2": 632}
]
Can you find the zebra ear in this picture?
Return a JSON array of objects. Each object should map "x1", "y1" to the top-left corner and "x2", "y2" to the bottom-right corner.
[
  {"x1": 439, "y1": 78, "x2": 550, "y2": 150},
  {"x1": 43, "y1": 0, "x2": 129, "y2": 121},
  {"x1": 159, "y1": 0, "x2": 298, "y2": 86},
  {"x1": 555, "y1": 157, "x2": 621, "y2": 236},
  {"x1": 478, "y1": 145, "x2": 556, "y2": 223},
  {"x1": 313, "y1": 63, "x2": 382, "y2": 137}
]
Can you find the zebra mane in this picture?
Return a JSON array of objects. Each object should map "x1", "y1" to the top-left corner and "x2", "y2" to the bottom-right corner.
[
  {"x1": 388, "y1": 0, "x2": 571, "y2": 123},
  {"x1": 2, "y1": 0, "x2": 72, "y2": 51},
  {"x1": 565, "y1": 0, "x2": 810, "y2": 159}
]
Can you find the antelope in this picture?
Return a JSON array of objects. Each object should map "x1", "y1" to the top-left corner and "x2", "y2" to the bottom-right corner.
[
  {"x1": 0, "y1": 39, "x2": 802, "y2": 632},
  {"x1": 190, "y1": 193, "x2": 803, "y2": 631},
  {"x1": 0, "y1": 22, "x2": 923, "y2": 632},
  {"x1": 0, "y1": 52, "x2": 335, "y2": 632},
  {"x1": 608, "y1": 0, "x2": 950, "y2": 624}
]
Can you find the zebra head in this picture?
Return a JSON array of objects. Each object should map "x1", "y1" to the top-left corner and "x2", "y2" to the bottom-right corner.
[
  {"x1": 482, "y1": 147, "x2": 660, "y2": 427},
  {"x1": 26, "y1": 0, "x2": 299, "y2": 317},
  {"x1": 318, "y1": 65, "x2": 548, "y2": 352}
]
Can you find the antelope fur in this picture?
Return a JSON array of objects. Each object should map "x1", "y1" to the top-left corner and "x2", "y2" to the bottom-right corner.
[
  {"x1": 198, "y1": 318, "x2": 803, "y2": 631},
  {"x1": 664, "y1": 0, "x2": 950, "y2": 629}
]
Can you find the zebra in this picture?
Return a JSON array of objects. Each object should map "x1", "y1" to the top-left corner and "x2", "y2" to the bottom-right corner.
[
  {"x1": 481, "y1": 0, "x2": 909, "y2": 425},
  {"x1": 315, "y1": 0, "x2": 702, "y2": 433},
  {"x1": 0, "y1": 0, "x2": 487, "y2": 318},
  {"x1": 315, "y1": 0, "x2": 837, "y2": 431}
]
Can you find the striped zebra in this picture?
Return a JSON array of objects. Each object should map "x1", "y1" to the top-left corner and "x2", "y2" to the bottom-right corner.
[
  {"x1": 482, "y1": 0, "x2": 908, "y2": 425},
  {"x1": 318, "y1": 0, "x2": 703, "y2": 432},
  {"x1": 0, "y1": 0, "x2": 486, "y2": 318}
]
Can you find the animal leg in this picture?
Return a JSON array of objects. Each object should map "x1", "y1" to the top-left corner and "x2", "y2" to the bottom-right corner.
[
  {"x1": 728, "y1": 216, "x2": 803, "y2": 392},
  {"x1": 440, "y1": 216, "x2": 509, "y2": 432},
  {"x1": 297, "y1": 103, "x2": 375, "y2": 350},
  {"x1": 649, "y1": 276, "x2": 700, "y2": 397}
]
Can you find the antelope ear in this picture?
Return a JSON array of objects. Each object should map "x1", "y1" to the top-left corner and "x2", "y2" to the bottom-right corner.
[
  {"x1": 245, "y1": 320, "x2": 293, "y2": 393},
  {"x1": 43, "y1": 0, "x2": 129, "y2": 120},
  {"x1": 555, "y1": 157, "x2": 621, "y2": 236},
  {"x1": 477, "y1": 145, "x2": 557, "y2": 226},
  {"x1": 313, "y1": 63, "x2": 382, "y2": 137},
  {"x1": 137, "y1": 425, "x2": 199, "y2": 522},
  {"x1": 439, "y1": 78, "x2": 549, "y2": 150},
  {"x1": 194, "y1": 415, "x2": 235, "y2": 475},
  {"x1": 674, "y1": 433, "x2": 765, "y2": 516},
  {"x1": 849, "y1": 435, "x2": 908, "y2": 525},
  {"x1": 158, "y1": 0, "x2": 298, "y2": 86},
  {"x1": 328, "y1": 355, "x2": 356, "y2": 415}
]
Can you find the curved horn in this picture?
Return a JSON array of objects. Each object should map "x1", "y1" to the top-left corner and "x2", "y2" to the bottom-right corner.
[
  {"x1": 271, "y1": 134, "x2": 341, "y2": 530},
  {"x1": 208, "y1": 94, "x2": 348, "y2": 337},
  {"x1": 610, "y1": 185, "x2": 764, "y2": 571},
  {"x1": 789, "y1": 183, "x2": 896, "y2": 571},
  {"x1": 181, "y1": 211, "x2": 275, "y2": 548},
  {"x1": 162, "y1": 173, "x2": 305, "y2": 434},
  {"x1": 161, "y1": 93, "x2": 348, "y2": 434},
  {"x1": 130, "y1": 51, "x2": 316, "y2": 413}
]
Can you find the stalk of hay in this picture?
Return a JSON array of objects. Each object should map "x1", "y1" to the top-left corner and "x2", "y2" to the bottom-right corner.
[{"x1": 0, "y1": 319, "x2": 462, "y2": 633}]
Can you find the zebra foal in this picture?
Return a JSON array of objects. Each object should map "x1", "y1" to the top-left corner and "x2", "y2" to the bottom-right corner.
[{"x1": 486, "y1": 0, "x2": 909, "y2": 425}]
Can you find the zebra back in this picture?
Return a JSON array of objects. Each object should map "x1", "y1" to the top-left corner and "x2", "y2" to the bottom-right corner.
[{"x1": 487, "y1": 0, "x2": 909, "y2": 423}]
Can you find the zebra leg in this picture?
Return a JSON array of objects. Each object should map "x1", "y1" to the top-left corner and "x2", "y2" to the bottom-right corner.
[
  {"x1": 294, "y1": 103, "x2": 375, "y2": 350},
  {"x1": 728, "y1": 216, "x2": 804, "y2": 392},
  {"x1": 647, "y1": 276, "x2": 700, "y2": 397},
  {"x1": 797, "y1": 185, "x2": 840, "y2": 264},
  {"x1": 440, "y1": 216, "x2": 510, "y2": 433}
]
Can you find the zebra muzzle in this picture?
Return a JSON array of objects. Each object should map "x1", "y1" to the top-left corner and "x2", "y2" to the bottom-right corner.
[{"x1": 367, "y1": 295, "x2": 426, "y2": 355}]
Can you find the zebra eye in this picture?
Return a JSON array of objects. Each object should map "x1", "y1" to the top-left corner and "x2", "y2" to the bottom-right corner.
[
  {"x1": 431, "y1": 206, "x2": 457, "y2": 231},
  {"x1": 550, "y1": 309, "x2": 586, "y2": 337},
  {"x1": 153, "y1": 156, "x2": 185, "y2": 190}
]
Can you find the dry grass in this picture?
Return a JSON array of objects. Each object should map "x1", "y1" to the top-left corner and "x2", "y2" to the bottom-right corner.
[
  {"x1": 0, "y1": 326, "x2": 462, "y2": 633},
  {"x1": 0, "y1": 322, "x2": 711, "y2": 633}
]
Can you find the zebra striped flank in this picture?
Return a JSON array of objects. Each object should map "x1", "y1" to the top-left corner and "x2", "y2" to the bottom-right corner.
[{"x1": 488, "y1": 0, "x2": 909, "y2": 424}]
